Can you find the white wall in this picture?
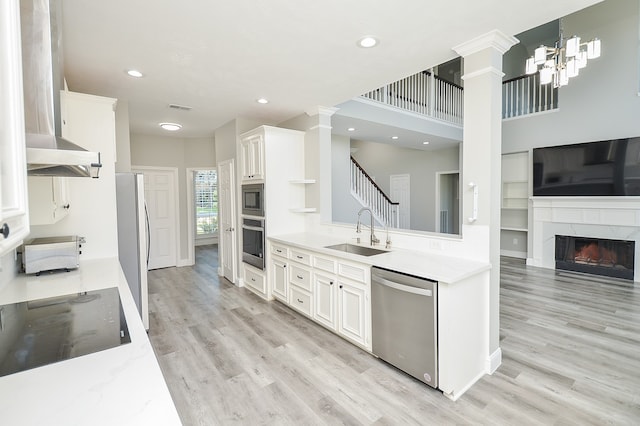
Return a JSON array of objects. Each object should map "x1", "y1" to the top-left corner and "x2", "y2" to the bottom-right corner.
[
  {"x1": 503, "y1": 0, "x2": 640, "y2": 153},
  {"x1": 114, "y1": 100, "x2": 132, "y2": 172},
  {"x1": 130, "y1": 133, "x2": 215, "y2": 264},
  {"x1": 348, "y1": 139, "x2": 460, "y2": 232}
]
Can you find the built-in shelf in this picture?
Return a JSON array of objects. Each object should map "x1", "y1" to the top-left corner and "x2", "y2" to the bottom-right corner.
[
  {"x1": 500, "y1": 226, "x2": 528, "y2": 232},
  {"x1": 289, "y1": 179, "x2": 316, "y2": 184},
  {"x1": 290, "y1": 207, "x2": 317, "y2": 213}
]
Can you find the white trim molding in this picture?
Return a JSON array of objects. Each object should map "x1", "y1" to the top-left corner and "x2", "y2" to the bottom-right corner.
[
  {"x1": 453, "y1": 29, "x2": 519, "y2": 57},
  {"x1": 487, "y1": 348, "x2": 502, "y2": 374}
]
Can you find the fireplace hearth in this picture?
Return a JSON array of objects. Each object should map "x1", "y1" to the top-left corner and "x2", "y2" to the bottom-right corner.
[{"x1": 555, "y1": 235, "x2": 635, "y2": 280}]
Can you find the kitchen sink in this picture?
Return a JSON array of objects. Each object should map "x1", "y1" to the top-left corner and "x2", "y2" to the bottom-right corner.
[{"x1": 324, "y1": 243, "x2": 387, "y2": 257}]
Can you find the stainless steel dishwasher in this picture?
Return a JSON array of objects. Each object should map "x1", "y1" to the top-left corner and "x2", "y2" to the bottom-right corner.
[{"x1": 371, "y1": 266, "x2": 438, "y2": 388}]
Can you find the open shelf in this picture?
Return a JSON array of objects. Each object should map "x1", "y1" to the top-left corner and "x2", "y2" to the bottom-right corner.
[
  {"x1": 289, "y1": 179, "x2": 316, "y2": 184},
  {"x1": 290, "y1": 207, "x2": 317, "y2": 213}
]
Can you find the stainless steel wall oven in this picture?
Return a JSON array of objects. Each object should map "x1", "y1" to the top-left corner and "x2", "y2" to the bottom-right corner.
[{"x1": 242, "y1": 217, "x2": 265, "y2": 270}]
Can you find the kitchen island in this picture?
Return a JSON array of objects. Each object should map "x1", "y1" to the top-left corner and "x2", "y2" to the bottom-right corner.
[
  {"x1": 267, "y1": 232, "x2": 493, "y2": 400},
  {"x1": 0, "y1": 258, "x2": 181, "y2": 426}
]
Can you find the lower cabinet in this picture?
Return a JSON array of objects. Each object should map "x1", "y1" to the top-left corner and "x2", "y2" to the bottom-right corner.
[
  {"x1": 270, "y1": 257, "x2": 288, "y2": 302},
  {"x1": 337, "y1": 278, "x2": 369, "y2": 348},
  {"x1": 243, "y1": 263, "x2": 267, "y2": 297},
  {"x1": 268, "y1": 241, "x2": 372, "y2": 352},
  {"x1": 313, "y1": 272, "x2": 337, "y2": 330}
]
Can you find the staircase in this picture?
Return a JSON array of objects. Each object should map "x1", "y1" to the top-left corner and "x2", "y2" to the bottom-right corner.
[{"x1": 350, "y1": 156, "x2": 399, "y2": 227}]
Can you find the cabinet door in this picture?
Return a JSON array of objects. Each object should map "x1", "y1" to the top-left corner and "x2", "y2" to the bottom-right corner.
[
  {"x1": 314, "y1": 272, "x2": 337, "y2": 330},
  {"x1": 338, "y1": 279, "x2": 369, "y2": 349},
  {"x1": 240, "y1": 136, "x2": 264, "y2": 181},
  {"x1": 271, "y1": 258, "x2": 288, "y2": 302},
  {"x1": 27, "y1": 177, "x2": 71, "y2": 225},
  {"x1": 0, "y1": 0, "x2": 30, "y2": 255}
]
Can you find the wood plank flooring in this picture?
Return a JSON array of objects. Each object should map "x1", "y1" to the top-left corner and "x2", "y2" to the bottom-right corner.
[{"x1": 148, "y1": 246, "x2": 640, "y2": 425}]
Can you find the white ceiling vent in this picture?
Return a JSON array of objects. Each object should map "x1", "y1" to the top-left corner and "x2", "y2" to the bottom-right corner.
[{"x1": 168, "y1": 103, "x2": 192, "y2": 111}]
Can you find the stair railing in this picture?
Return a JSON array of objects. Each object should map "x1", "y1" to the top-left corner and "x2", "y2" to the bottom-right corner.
[{"x1": 350, "y1": 156, "x2": 399, "y2": 228}]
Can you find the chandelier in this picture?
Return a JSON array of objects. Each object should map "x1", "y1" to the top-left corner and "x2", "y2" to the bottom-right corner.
[{"x1": 525, "y1": 29, "x2": 601, "y2": 87}]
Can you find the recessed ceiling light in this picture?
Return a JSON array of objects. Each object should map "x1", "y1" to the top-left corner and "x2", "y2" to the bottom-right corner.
[
  {"x1": 391, "y1": 136, "x2": 399, "y2": 140},
  {"x1": 423, "y1": 141, "x2": 430, "y2": 145},
  {"x1": 256, "y1": 98, "x2": 269, "y2": 104},
  {"x1": 358, "y1": 36, "x2": 378, "y2": 48},
  {"x1": 127, "y1": 69, "x2": 143, "y2": 78},
  {"x1": 159, "y1": 122, "x2": 182, "y2": 131},
  {"x1": 347, "y1": 127, "x2": 356, "y2": 132}
]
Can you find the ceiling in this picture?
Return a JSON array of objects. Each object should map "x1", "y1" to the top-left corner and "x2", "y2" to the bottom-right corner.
[{"x1": 60, "y1": 0, "x2": 601, "y2": 139}]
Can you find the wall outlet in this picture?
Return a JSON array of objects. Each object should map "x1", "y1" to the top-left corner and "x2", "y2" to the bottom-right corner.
[{"x1": 513, "y1": 238, "x2": 518, "y2": 245}]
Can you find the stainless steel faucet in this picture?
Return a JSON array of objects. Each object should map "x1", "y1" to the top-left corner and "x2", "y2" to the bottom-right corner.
[{"x1": 356, "y1": 207, "x2": 379, "y2": 246}]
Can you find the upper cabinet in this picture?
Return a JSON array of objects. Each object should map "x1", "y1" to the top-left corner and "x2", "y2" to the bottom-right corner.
[
  {"x1": 0, "y1": 0, "x2": 30, "y2": 255},
  {"x1": 28, "y1": 177, "x2": 71, "y2": 225},
  {"x1": 240, "y1": 135, "x2": 264, "y2": 181}
]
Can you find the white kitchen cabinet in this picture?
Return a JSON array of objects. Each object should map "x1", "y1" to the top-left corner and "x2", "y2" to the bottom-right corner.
[
  {"x1": 270, "y1": 257, "x2": 288, "y2": 303},
  {"x1": 27, "y1": 176, "x2": 71, "y2": 225},
  {"x1": 313, "y1": 272, "x2": 337, "y2": 330},
  {"x1": 267, "y1": 240, "x2": 372, "y2": 351},
  {"x1": 240, "y1": 135, "x2": 264, "y2": 181},
  {"x1": 0, "y1": 0, "x2": 30, "y2": 255},
  {"x1": 243, "y1": 263, "x2": 267, "y2": 296},
  {"x1": 337, "y1": 277, "x2": 369, "y2": 348}
]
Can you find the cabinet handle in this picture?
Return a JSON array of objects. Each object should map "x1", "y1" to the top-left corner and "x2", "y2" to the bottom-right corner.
[
  {"x1": 330, "y1": 281, "x2": 333, "y2": 285},
  {"x1": 339, "y1": 285, "x2": 343, "y2": 289},
  {"x1": 297, "y1": 298, "x2": 304, "y2": 304},
  {"x1": 251, "y1": 278, "x2": 256, "y2": 282},
  {"x1": 296, "y1": 255, "x2": 303, "y2": 259},
  {"x1": 283, "y1": 265, "x2": 287, "y2": 268},
  {"x1": 296, "y1": 275, "x2": 303, "y2": 280},
  {"x1": 276, "y1": 249, "x2": 282, "y2": 253},
  {"x1": 63, "y1": 204, "x2": 70, "y2": 209},
  {"x1": 0, "y1": 223, "x2": 9, "y2": 239}
]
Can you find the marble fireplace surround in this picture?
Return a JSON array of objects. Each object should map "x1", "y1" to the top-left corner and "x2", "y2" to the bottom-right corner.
[{"x1": 528, "y1": 197, "x2": 640, "y2": 282}]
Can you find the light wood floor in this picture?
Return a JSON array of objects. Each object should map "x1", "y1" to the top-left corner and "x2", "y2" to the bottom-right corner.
[{"x1": 148, "y1": 246, "x2": 640, "y2": 425}]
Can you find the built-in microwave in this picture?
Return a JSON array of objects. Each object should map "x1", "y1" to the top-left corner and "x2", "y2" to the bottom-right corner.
[{"x1": 241, "y1": 183, "x2": 264, "y2": 217}]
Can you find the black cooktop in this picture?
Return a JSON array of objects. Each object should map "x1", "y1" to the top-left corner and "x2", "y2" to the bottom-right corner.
[{"x1": 0, "y1": 287, "x2": 131, "y2": 377}]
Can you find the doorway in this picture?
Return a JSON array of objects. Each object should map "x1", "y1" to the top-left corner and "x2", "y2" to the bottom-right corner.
[
  {"x1": 186, "y1": 168, "x2": 218, "y2": 265},
  {"x1": 133, "y1": 167, "x2": 179, "y2": 270},
  {"x1": 390, "y1": 174, "x2": 410, "y2": 229},
  {"x1": 435, "y1": 171, "x2": 460, "y2": 235},
  {"x1": 218, "y1": 159, "x2": 237, "y2": 284}
]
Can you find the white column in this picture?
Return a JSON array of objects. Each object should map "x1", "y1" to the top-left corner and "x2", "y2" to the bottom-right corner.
[
  {"x1": 305, "y1": 106, "x2": 338, "y2": 223},
  {"x1": 453, "y1": 30, "x2": 518, "y2": 370}
]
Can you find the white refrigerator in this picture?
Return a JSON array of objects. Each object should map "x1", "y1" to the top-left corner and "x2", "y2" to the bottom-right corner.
[{"x1": 115, "y1": 173, "x2": 149, "y2": 330}]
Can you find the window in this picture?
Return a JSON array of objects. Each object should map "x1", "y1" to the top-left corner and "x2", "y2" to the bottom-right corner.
[{"x1": 194, "y1": 170, "x2": 218, "y2": 236}]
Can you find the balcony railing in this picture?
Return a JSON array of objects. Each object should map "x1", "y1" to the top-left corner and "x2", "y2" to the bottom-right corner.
[
  {"x1": 502, "y1": 73, "x2": 558, "y2": 119},
  {"x1": 360, "y1": 70, "x2": 558, "y2": 123},
  {"x1": 361, "y1": 71, "x2": 463, "y2": 126}
]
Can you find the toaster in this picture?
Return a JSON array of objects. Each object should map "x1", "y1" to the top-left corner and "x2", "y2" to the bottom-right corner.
[{"x1": 22, "y1": 236, "x2": 81, "y2": 275}]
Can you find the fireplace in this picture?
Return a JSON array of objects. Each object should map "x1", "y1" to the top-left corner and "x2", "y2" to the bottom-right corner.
[{"x1": 555, "y1": 235, "x2": 635, "y2": 280}]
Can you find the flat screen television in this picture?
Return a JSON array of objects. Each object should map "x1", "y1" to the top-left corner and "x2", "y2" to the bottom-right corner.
[{"x1": 532, "y1": 138, "x2": 640, "y2": 196}]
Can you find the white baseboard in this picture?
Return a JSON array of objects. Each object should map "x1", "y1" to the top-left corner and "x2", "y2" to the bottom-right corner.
[
  {"x1": 500, "y1": 249, "x2": 526, "y2": 259},
  {"x1": 442, "y1": 369, "x2": 486, "y2": 401},
  {"x1": 486, "y1": 347, "x2": 502, "y2": 374},
  {"x1": 176, "y1": 258, "x2": 193, "y2": 267}
]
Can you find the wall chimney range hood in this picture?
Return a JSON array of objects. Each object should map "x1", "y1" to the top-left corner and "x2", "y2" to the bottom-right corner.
[{"x1": 21, "y1": 0, "x2": 102, "y2": 178}]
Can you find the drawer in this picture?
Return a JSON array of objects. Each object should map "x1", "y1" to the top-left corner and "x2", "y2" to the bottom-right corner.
[
  {"x1": 289, "y1": 249, "x2": 311, "y2": 266},
  {"x1": 289, "y1": 285, "x2": 312, "y2": 317},
  {"x1": 244, "y1": 266, "x2": 266, "y2": 294},
  {"x1": 289, "y1": 264, "x2": 312, "y2": 292},
  {"x1": 338, "y1": 261, "x2": 369, "y2": 283},
  {"x1": 271, "y1": 243, "x2": 289, "y2": 258},
  {"x1": 313, "y1": 254, "x2": 336, "y2": 274}
]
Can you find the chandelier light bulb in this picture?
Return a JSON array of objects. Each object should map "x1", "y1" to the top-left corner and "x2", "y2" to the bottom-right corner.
[
  {"x1": 534, "y1": 45, "x2": 547, "y2": 64},
  {"x1": 587, "y1": 38, "x2": 601, "y2": 59},
  {"x1": 525, "y1": 57, "x2": 537, "y2": 74},
  {"x1": 565, "y1": 36, "x2": 580, "y2": 57}
]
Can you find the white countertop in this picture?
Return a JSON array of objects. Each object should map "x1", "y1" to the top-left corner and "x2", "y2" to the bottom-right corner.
[
  {"x1": 269, "y1": 233, "x2": 491, "y2": 283},
  {"x1": 0, "y1": 258, "x2": 181, "y2": 426}
]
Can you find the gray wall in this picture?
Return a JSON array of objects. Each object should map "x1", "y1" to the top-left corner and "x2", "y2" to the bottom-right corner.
[
  {"x1": 331, "y1": 134, "x2": 370, "y2": 225},
  {"x1": 130, "y1": 133, "x2": 215, "y2": 263},
  {"x1": 503, "y1": 0, "x2": 640, "y2": 153},
  {"x1": 344, "y1": 139, "x2": 460, "y2": 232}
]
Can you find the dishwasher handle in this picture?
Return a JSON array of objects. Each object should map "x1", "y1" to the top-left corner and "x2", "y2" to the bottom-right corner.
[{"x1": 373, "y1": 276, "x2": 433, "y2": 297}]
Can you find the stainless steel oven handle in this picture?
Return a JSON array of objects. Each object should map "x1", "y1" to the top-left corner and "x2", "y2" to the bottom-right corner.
[
  {"x1": 242, "y1": 225, "x2": 264, "y2": 232},
  {"x1": 373, "y1": 276, "x2": 432, "y2": 297}
]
